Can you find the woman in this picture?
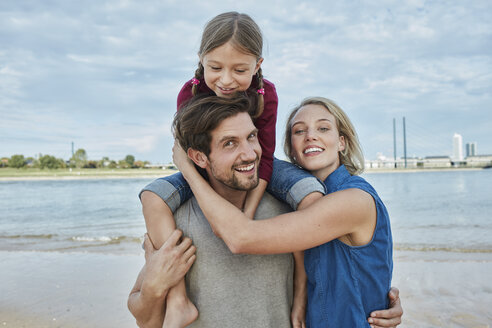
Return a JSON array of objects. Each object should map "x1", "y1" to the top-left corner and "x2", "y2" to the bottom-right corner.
[{"x1": 173, "y1": 97, "x2": 394, "y2": 327}]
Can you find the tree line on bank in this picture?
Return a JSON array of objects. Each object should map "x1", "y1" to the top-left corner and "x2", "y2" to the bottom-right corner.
[{"x1": 1, "y1": 149, "x2": 150, "y2": 169}]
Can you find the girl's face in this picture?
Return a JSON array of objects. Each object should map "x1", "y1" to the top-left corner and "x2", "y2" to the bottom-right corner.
[
  {"x1": 201, "y1": 41, "x2": 263, "y2": 98},
  {"x1": 290, "y1": 104, "x2": 346, "y2": 181}
]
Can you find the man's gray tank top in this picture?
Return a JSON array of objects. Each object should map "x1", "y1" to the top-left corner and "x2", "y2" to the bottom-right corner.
[{"x1": 174, "y1": 192, "x2": 294, "y2": 328}]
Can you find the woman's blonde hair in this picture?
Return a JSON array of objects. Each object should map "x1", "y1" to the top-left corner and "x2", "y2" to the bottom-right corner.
[{"x1": 284, "y1": 97, "x2": 365, "y2": 175}]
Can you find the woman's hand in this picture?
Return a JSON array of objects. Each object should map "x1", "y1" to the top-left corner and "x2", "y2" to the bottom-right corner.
[{"x1": 172, "y1": 140, "x2": 196, "y2": 178}]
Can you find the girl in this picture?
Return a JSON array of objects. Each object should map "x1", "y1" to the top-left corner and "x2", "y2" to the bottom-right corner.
[
  {"x1": 140, "y1": 12, "x2": 324, "y2": 327},
  {"x1": 173, "y1": 97, "x2": 397, "y2": 327}
]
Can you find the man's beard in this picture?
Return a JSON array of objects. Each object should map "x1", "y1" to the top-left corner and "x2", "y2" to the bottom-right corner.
[{"x1": 208, "y1": 157, "x2": 260, "y2": 191}]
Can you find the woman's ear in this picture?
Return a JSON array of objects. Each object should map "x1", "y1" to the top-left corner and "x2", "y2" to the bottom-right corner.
[
  {"x1": 187, "y1": 148, "x2": 208, "y2": 169},
  {"x1": 339, "y1": 135, "x2": 346, "y2": 152},
  {"x1": 254, "y1": 57, "x2": 264, "y2": 74}
]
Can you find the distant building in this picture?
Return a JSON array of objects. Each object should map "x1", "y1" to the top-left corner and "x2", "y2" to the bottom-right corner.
[
  {"x1": 423, "y1": 156, "x2": 452, "y2": 168},
  {"x1": 365, "y1": 155, "x2": 419, "y2": 169},
  {"x1": 453, "y1": 133, "x2": 463, "y2": 161},
  {"x1": 466, "y1": 155, "x2": 492, "y2": 168},
  {"x1": 144, "y1": 163, "x2": 177, "y2": 170},
  {"x1": 466, "y1": 142, "x2": 477, "y2": 157}
]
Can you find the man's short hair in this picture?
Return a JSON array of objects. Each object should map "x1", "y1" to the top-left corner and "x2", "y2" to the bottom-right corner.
[{"x1": 173, "y1": 94, "x2": 253, "y2": 156}]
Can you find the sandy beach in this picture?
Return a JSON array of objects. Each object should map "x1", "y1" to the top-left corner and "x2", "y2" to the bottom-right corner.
[{"x1": 1, "y1": 249, "x2": 491, "y2": 328}]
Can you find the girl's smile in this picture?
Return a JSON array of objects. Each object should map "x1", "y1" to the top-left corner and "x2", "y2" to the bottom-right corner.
[{"x1": 201, "y1": 41, "x2": 263, "y2": 98}]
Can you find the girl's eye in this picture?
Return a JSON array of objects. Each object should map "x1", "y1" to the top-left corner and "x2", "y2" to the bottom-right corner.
[
  {"x1": 319, "y1": 127, "x2": 329, "y2": 132},
  {"x1": 294, "y1": 129, "x2": 305, "y2": 135},
  {"x1": 211, "y1": 66, "x2": 221, "y2": 71}
]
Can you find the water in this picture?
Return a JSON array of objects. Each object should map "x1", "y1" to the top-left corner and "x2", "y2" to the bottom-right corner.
[
  {"x1": 0, "y1": 178, "x2": 150, "y2": 254},
  {"x1": 0, "y1": 170, "x2": 491, "y2": 255},
  {"x1": 1, "y1": 171, "x2": 491, "y2": 327},
  {"x1": 363, "y1": 169, "x2": 492, "y2": 253}
]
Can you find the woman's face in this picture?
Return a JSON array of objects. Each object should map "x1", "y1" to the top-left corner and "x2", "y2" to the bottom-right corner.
[
  {"x1": 201, "y1": 41, "x2": 263, "y2": 98},
  {"x1": 290, "y1": 104, "x2": 345, "y2": 181}
]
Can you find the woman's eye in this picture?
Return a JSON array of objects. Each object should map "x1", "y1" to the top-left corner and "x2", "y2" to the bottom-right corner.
[
  {"x1": 294, "y1": 129, "x2": 305, "y2": 135},
  {"x1": 319, "y1": 127, "x2": 329, "y2": 132},
  {"x1": 211, "y1": 66, "x2": 221, "y2": 71},
  {"x1": 236, "y1": 69, "x2": 246, "y2": 73}
]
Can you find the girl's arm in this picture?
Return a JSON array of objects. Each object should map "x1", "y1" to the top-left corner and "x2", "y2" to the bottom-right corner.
[{"x1": 173, "y1": 143, "x2": 374, "y2": 254}]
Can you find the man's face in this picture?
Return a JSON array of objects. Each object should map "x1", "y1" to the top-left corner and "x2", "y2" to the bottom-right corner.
[{"x1": 205, "y1": 112, "x2": 261, "y2": 193}]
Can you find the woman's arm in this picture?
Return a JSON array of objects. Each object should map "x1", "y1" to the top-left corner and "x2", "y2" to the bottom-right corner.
[{"x1": 173, "y1": 143, "x2": 374, "y2": 254}]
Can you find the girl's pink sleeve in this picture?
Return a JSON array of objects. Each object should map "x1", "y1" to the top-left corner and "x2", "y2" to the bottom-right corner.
[
  {"x1": 255, "y1": 79, "x2": 278, "y2": 183},
  {"x1": 177, "y1": 80, "x2": 193, "y2": 111}
]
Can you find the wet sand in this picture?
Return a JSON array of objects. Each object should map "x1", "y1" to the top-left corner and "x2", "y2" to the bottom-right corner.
[{"x1": 1, "y1": 250, "x2": 491, "y2": 327}]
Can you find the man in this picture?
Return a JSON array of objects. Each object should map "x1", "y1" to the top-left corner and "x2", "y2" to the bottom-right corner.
[{"x1": 128, "y1": 94, "x2": 402, "y2": 327}]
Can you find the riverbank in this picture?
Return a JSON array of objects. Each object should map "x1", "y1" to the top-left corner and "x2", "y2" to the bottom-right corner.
[
  {"x1": 0, "y1": 168, "x2": 177, "y2": 181},
  {"x1": 0, "y1": 166, "x2": 487, "y2": 181}
]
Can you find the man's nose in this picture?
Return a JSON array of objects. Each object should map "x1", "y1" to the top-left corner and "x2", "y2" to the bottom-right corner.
[{"x1": 239, "y1": 142, "x2": 258, "y2": 161}]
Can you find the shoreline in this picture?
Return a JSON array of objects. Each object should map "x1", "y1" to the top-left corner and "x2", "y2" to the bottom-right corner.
[
  {"x1": 1, "y1": 249, "x2": 491, "y2": 327},
  {"x1": 363, "y1": 167, "x2": 486, "y2": 174},
  {"x1": 0, "y1": 167, "x2": 488, "y2": 181},
  {"x1": 0, "y1": 169, "x2": 177, "y2": 181},
  {"x1": 0, "y1": 174, "x2": 170, "y2": 181}
]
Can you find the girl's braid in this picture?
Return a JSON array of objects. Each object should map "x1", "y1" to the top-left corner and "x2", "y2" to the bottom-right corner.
[
  {"x1": 253, "y1": 67, "x2": 265, "y2": 119},
  {"x1": 192, "y1": 62, "x2": 205, "y2": 96}
]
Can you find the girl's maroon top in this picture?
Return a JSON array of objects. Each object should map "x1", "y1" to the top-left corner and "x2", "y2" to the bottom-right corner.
[{"x1": 176, "y1": 77, "x2": 278, "y2": 182}]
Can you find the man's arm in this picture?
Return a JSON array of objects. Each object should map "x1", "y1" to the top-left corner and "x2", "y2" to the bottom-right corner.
[
  {"x1": 367, "y1": 287, "x2": 403, "y2": 328},
  {"x1": 128, "y1": 231, "x2": 196, "y2": 328}
]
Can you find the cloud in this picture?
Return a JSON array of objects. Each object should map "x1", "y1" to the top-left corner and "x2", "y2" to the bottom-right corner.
[{"x1": 1, "y1": 0, "x2": 491, "y2": 163}]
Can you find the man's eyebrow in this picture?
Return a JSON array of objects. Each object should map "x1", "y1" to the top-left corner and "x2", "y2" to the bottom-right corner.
[
  {"x1": 218, "y1": 135, "x2": 238, "y2": 144},
  {"x1": 217, "y1": 128, "x2": 258, "y2": 144}
]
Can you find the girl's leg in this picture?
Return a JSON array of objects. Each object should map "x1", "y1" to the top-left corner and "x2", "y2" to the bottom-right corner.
[
  {"x1": 268, "y1": 159, "x2": 324, "y2": 328},
  {"x1": 267, "y1": 158, "x2": 326, "y2": 210},
  {"x1": 140, "y1": 174, "x2": 197, "y2": 327}
]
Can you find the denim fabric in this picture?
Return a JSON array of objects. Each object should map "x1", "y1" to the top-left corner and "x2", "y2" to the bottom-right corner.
[
  {"x1": 267, "y1": 158, "x2": 326, "y2": 210},
  {"x1": 139, "y1": 172, "x2": 193, "y2": 213},
  {"x1": 141, "y1": 159, "x2": 326, "y2": 213},
  {"x1": 305, "y1": 165, "x2": 393, "y2": 327}
]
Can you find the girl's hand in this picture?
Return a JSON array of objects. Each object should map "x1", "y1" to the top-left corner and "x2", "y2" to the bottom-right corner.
[{"x1": 172, "y1": 140, "x2": 195, "y2": 177}]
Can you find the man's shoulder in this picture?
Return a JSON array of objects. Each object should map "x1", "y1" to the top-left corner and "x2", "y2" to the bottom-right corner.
[
  {"x1": 175, "y1": 192, "x2": 291, "y2": 220},
  {"x1": 256, "y1": 192, "x2": 291, "y2": 219}
]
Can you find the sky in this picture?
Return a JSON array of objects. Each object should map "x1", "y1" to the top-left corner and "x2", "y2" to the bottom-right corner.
[{"x1": 1, "y1": 0, "x2": 491, "y2": 164}]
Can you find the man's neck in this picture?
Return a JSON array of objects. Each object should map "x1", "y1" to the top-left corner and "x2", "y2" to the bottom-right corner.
[{"x1": 208, "y1": 179, "x2": 248, "y2": 210}]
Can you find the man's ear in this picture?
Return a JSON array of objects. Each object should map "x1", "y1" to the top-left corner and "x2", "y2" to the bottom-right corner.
[{"x1": 187, "y1": 148, "x2": 208, "y2": 169}]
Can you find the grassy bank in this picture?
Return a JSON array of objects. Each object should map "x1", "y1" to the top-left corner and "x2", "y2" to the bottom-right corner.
[{"x1": 0, "y1": 167, "x2": 177, "y2": 179}]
